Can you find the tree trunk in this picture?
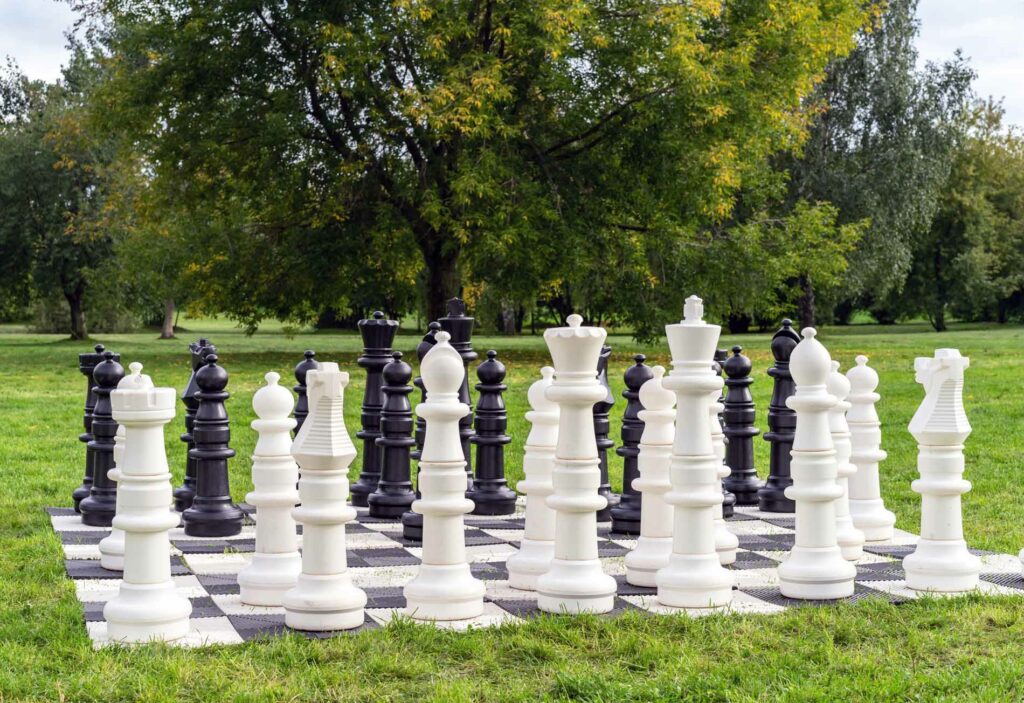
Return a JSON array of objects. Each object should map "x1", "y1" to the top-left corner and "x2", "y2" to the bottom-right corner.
[
  {"x1": 66, "y1": 286, "x2": 87, "y2": 340},
  {"x1": 421, "y1": 235, "x2": 460, "y2": 323},
  {"x1": 160, "y1": 298, "x2": 176, "y2": 339},
  {"x1": 499, "y1": 301, "x2": 516, "y2": 335},
  {"x1": 932, "y1": 247, "x2": 947, "y2": 332},
  {"x1": 727, "y1": 313, "x2": 751, "y2": 334},
  {"x1": 797, "y1": 274, "x2": 816, "y2": 329}
]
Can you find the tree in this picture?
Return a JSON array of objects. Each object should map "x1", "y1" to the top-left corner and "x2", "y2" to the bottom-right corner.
[{"x1": 82, "y1": 0, "x2": 868, "y2": 327}]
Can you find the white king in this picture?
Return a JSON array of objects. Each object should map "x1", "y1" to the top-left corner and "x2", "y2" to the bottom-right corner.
[
  {"x1": 506, "y1": 366, "x2": 559, "y2": 591},
  {"x1": 103, "y1": 372, "x2": 191, "y2": 642},
  {"x1": 238, "y1": 372, "x2": 302, "y2": 606},
  {"x1": 404, "y1": 331, "x2": 486, "y2": 620},
  {"x1": 656, "y1": 296, "x2": 734, "y2": 609},
  {"x1": 904, "y1": 349, "x2": 979, "y2": 592},
  {"x1": 536, "y1": 313, "x2": 617, "y2": 613},
  {"x1": 283, "y1": 363, "x2": 367, "y2": 630}
]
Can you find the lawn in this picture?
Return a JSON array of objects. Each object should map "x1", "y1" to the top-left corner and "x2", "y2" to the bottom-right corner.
[{"x1": 2, "y1": 317, "x2": 1024, "y2": 701}]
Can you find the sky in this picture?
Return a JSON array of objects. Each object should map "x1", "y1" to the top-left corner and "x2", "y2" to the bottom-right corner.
[{"x1": 1, "y1": 0, "x2": 1023, "y2": 127}]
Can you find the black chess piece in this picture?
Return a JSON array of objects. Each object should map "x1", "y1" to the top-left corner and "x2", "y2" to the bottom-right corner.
[
  {"x1": 403, "y1": 322, "x2": 441, "y2": 540},
  {"x1": 174, "y1": 338, "x2": 212, "y2": 512},
  {"x1": 468, "y1": 350, "x2": 517, "y2": 515},
  {"x1": 438, "y1": 298, "x2": 477, "y2": 492},
  {"x1": 79, "y1": 352, "x2": 125, "y2": 526},
  {"x1": 714, "y1": 348, "x2": 735, "y2": 519},
  {"x1": 758, "y1": 319, "x2": 800, "y2": 513},
  {"x1": 351, "y1": 311, "x2": 399, "y2": 507},
  {"x1": 292, "y1": 350, "x2": 318, "y2": 436},
  {"x1": 182, "y1": 354, "x2": 244, "y2": 536},
  {"x1": 368, "y1": 352, "x2": 417, "y2": 519},
  {"x1": 610, "y1": 354, "x2": 652, "y2": 535},
  {"x1": 72, "y1": 344, "x2": 118, "y2": 512},
  {"x1": 723, "y1": 346, "x2": 763, "y2": 505},
  {"x1": 594, "y1": 343, "x2": 619, "y2": 522}
]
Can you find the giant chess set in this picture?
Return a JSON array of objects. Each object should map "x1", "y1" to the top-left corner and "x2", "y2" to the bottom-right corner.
[{"x1": 51, "y1": 296, "x2": 1024, "y2": 647}]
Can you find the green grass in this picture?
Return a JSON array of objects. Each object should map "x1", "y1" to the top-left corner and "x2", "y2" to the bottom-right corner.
[{"x1": 3, "y1": 317, "x2": 1024, "y2": 701}]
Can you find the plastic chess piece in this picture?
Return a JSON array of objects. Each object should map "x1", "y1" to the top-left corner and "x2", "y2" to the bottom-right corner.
[
  {"x1": 758, "y1": 320, "x2": 800, "y2": 512},
  {"x1": 777, "y1": 329, "x2": 856, "y2": 600},
  {"x1": 624, "y1": 366, "x2": 676, "y2": 587},
  {"x1": 714, "y1": 348, "x2": 736, "y2": 519},
  {"x1": 403, "y1": 332, "x2": 486, "y2": 620},
  {"x1": 593, "y1": 343, "x2": 619, "y2": 521},
  {"x1": 80, "y1": 352, "x2": 125, "y2": 527},
  {"x1": 656, "y1": 296, "x2": 733, "y2": 609},
  {"x1": 284, "y1": 363, "x2": 367, "y2": 630},
  {"x1": 238, "y1": 372, "x2": 302, "y2": 606},
  {"x1": 610, "y1": 355, "x2": 653, "y2": 535},
  {"x1": 722, "y1": 346, "x2": 763, "y2": 504},
  {"x1": 846, "y1": 355, "x2": 897, "y2": 540},
  {"x1": 368, "y1": 352, "x2": 417, "y2": 518},
  {"x1": 72, "y1": 344, "x2": 118, "y2": 512},
  {"x1": 174, "y1": 338, "x2": 211, "y2": 512},
  {"x1": 904, "y1": 349, "x2": 980, "y2": 592},
  {"x1": 403, "y1": 321, "x2": 441, "y2": 540},
  {"x1": 710, "y1": 355, "x2": 738, "y2": 565},
  {"x1": 292, "y1": 350, "x2": 318, "y2": 436},
  {"x1": 827, "y1": 361, "x2": 865, "y2": 561},
  {"x1": 438, "y1": 299, "x2": 478, "y2": 492},
  {"x1": 506, "y1": 367, "x2": 559, "y2": 591},
  {"x1": 468, "y1": 351, "x2": 517, "y2": 515},
  {"x1": 351, "y1": 311, "x2": 399, "y2": 507}
]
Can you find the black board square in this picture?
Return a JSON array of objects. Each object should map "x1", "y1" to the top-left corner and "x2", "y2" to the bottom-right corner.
[
  {"x1": 363, "y1": 587, "x2": 406, "y2": 609},
  {"x1": 980, "y1": 572, "x2": 1024, "y2": 590},
  {"x1": 471, "y1": 561, "x2": 509, "y2": 581},
  {"x1": 196, "y1": 574, "x2": 239, "y2": 595},
  {"x1": 614, "y1": 574, "x2": 656, "y2": 596}
]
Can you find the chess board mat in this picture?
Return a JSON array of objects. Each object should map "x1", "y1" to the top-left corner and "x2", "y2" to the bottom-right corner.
[{"x1": 48, "y1": 502, "x2": 1024, "y2": 648}]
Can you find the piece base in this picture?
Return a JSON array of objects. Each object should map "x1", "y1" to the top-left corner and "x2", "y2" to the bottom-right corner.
[
  {"x1": 536, "y1": 558, "x2": 617, "y2": 614},
  {"x1": 404, "y1": 563, "x2": 486, "y2": 621},
  {"x1": 506, "y1": 538, "x2": 555, "y2": 591}
]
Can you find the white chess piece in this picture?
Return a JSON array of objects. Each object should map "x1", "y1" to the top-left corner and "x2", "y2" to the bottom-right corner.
[
  {"x1": 283, "y1": 363, "x2": 367, "y2": 630},
  {"x1": 777, "y1": 329, "x2": 856, "y2": 600},
  {"x1": 103, "y1": 375, "x2": 191, "y2": 642},
  {"x1": 709, "y1": 383, "x2": 738, "y2": 566},
  {"x1": 238, "y1": 372, "x2": 302, "y2": 606},
  {"x1": 846, "y1": 355, "x2": 896, "y2": 540},
  {"x1": 536, "y1": 314, "x2": 617, "y2": 614},
  {"x1": 904, "y1": 349, "x2": 980, "y2": 592},
  {"x1": 404, "y1": 331, "x2": 486, "y2": 620},
  {"x1": 506, "y1": 366, "x2": 559, "y2": 591},
  {"x1": 624, "y1": 366, "x2": 676, "y2": 587},
  {"x1": 827, "y1": 361, "x2": 865, "y2": 561},
  {"x1": 656, "y1": 296, "x2": 734, "y2": 609},
  {"x1": 99, "y1": 362, "x2": 150, "y2": 571}
]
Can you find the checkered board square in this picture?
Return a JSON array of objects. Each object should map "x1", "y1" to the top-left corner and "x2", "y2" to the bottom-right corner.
[{"x1": 46, "y1": 502, "x2": 1024, "y2": 647}]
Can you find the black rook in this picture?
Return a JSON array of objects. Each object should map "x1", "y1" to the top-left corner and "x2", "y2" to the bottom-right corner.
[
  {"x1": 610, "y1": 354, "x2": 652, "y2": 535},
  {"x1": 351, "y1": 311, "x2": 399, "y2": 507},
  {"x1": 758, "y1": 320, "x2": 800, "y2": 513},
  {"x1": 468, "y1": 351, "x2": 517, "y2": 515},
  {"x1": 438, "y1": 298, "x2": 476, "y2": 492}
]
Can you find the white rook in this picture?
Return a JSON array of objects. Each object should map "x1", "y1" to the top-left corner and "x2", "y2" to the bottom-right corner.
[
  {"x1": 625, "y1": 366, "x2": 676, "y2": 587},
  {"x1": 99, "y1": 362, "x2": 150, "y2": 571},
  {"x1": 827, "y1": 361, "x2": 865, "y2": 561},
  {"x1": 537, "y1": 314, "x2": 617, "y2": 613},
  {"x1": 103, "y1": 375, "x2": 191, "y2": 642},
  {"x1": 283, "y1": 363, "x2": 366, "y2": 630},
  {"x1": 846, "y1": 355, "x2": 896, "y2": 540},
  {"x1": 656, "y1": 296, "x2": 733, "y2": 609},
  {"x1": 778, "y1": 329, "x2": 856, "y2": 599},
  {"x1": 404, "y1": 331, "x2": 486, "y2": 620},
  {"x1": 904, "y1": 349, "x2": 979, "y2": 592},
  {"x1": 238, "y1": 372, "x2": 302, "y2": 606},
  {"x1": 506, "y1": 366, "x2": 559, "y2": 591},
  {"x1": 709, "y1": 385, "x2": 738, "y2": 565}
]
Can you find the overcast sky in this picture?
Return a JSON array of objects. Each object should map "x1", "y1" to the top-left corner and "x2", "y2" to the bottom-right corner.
[{"x1": 2, "y1": 0, "x2": 1022, "y2": 127}]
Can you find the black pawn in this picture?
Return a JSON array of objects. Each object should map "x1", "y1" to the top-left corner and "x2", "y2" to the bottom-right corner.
[
  {"x1": 292, "y1": 350, "x2": 318, "y2": 436},
  {"x1": 72, "y1": 344, "x2": 118, "y2": 512},
  {"x1": 351, "y1": 311, "x2": 399, "y2": 507},
  {"x1": 438, "y1": 298, "x2": 477, "y2": 492},
  {"x1": 468, "y1": 351, "x2": 517, "y2": 515},
  {"x1": 758, "y1": 319, "x2": 800, "y2": 513},
  {"x1": 594, "y1": 343, "x2": 619, "y2": 522},
  {"x1": 174, "y1": 338, "x2": 212, "y2": 512},
  {"x1": 714, "y1": 349, "x2": 735, "y2": 519},
  {"x1": 723, "y1": 346, "x2": 763, "y2": 505},
  {"x1": 610, "y1": 355, "x2": 652, "y2": 535},
  {"x1": 182, "y1": 354, "x2": 244, "y2": 536},
  {"x1": 79, "y1": 352, "x2": 125, "y2": 526},
  {"x1": 403, "y1": 322, "x2": 441, "y2": 540},
  {"x1": 369, "y1": 352, "x2": 417, "y2": 518}
]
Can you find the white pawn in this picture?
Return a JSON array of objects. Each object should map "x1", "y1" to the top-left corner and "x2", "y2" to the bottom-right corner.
[
  {"x1": 625, "y1": 366, "x2": 676, "y2": 587},
  {"x1": 656, "y1": 296, "x2": 733, "y2": 609},
  {"x1": 846, "y1": 355, "x2": 896, "y2": 540},
  {"x1": 536, "y1": 314, "x2": 617, "y2": 614},
  {"x1": 506, "y1": 366, "x2": 559, "y2": 591},
  {"x1": 904, "y1": 349, "x2": 980, "y2": 592},
  {"x1": 238, "y1": 372, "x2": 302, "y2": 606},
  {"x1": 777, "y1": 329, "x2": 856, "y2": 599},
  {"x1": 283, "y1": 363, "x2": 366, "y2": 630},
  {"x1": 709, "y1": 384, "x2": 738, "y2": 566},
  {"x1": 827, "y1": 361, "x2": 865, "y2": 561},
  {"x1": 99, "y1": 362, "x2": 150, "y2": 571},
  {"x1": 404, "y1": 331, "x2": 486, "y2": 620},
  {"x1": 103, "y1": 374, "x2": 191, "y2": 642}
]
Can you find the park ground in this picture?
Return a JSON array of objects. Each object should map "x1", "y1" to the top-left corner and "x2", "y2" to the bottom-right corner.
[{"x1": 2, "y1": 318, "x2": 1024, "y2": 701}]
